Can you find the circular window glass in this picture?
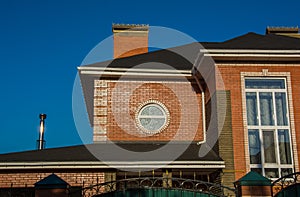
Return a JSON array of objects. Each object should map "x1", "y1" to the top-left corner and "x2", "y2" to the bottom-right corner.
[{"x1": 136, "y1": 102, "x2": 169, "y2": 134}]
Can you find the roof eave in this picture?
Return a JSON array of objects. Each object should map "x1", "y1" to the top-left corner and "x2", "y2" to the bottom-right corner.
[
  {"x1": 203, "y1": 49, "x2": 300, "y2": 62},
  {"x1": 0, "y1": 160, "x2": 225, "y2": 170},
  {"x1": 78, "y1": 67, "x2": 193, "y2": 79}
]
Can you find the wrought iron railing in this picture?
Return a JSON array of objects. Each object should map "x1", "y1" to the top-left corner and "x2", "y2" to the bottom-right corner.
[
  {"x1": 70, "y1": 177, "x2": 237, "y2": 197},
  {"x1": 271, "y1": 172, "x2": 300, "y2": 196},
  {"x1": 0, "y1": 185, "x2": 34, "y2": 197}
]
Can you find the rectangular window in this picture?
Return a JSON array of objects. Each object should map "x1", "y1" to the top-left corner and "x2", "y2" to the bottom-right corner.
[
  {"x1": 278, "y1": 129, "x2": 292, "y2": 164},
  {"x1": 275, "y1": 93, "x2": 288, "y2": 126},
  {"x1": 245, "y1": 78, "x2": 293, "y2": 179},
  {"x1": 245, "y1": 79, "x2": 285, "y2": 89},
  {"x1": 260, "y1": 93, "x2": 274, "y2": 126},
  {"x1": 246, "y1": 93, "x2": 258, "y2": 125},
  {"x1": 263, "y1": 130, "x2": 276, "y2": 163},
  {"x1": 281, "y1": 168, "x2": 293, "y2": 177},
  {"x1": 265, "y1": 168, "x2": 279, "y2": 179},
  {"x1": 248, "y1": 129, "x2": 261, "y2": 164},
  {"x1": 251, "y1": 168, "x2": 262, "y2": 175}
]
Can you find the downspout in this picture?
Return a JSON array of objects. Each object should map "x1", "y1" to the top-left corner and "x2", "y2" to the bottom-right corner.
[
  {"x1": 192, "y1": 68, "x2": 206, "y2": 145},
  {"x1": 192, "y1": 50, "x2": 207, "y2": 145}
]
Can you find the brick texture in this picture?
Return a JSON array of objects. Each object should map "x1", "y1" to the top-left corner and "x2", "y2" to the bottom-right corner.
[
  {"x1": 217, "y1": 91, "x2": 236, "y2": 189},
  {"x1": 0, "y1": 171, "x2": 104, "y2": 188},
  {"x1": 238, "y1": 185, "x2": 271, "y2": 196},
  {"x1": 113, "y1": 33, "x2": 148, "y2": 58},
  {"x1": 94, "y1": 80, "x2": 204, "y2": 142},
  {"x1": 217, "y1": 63, "x2": 300, "y2": 180}
]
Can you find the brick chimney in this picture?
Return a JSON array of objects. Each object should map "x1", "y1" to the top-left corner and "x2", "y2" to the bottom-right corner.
[
  {"x1": 112, "y1": 24, "x2": 149, "y2": 59},
  {"x1": 266, "y1": 26, "x2": 300, "y2": 38}
]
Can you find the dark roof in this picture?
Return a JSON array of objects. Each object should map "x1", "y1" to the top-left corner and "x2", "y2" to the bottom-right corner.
[
  {"x1": 79, "y1": 32, "x2": 300, "y2": 125},
  {"x1": 83, "y1": 33, "x2": 300, "y2": 70},
  {"x1": 35, "y1": 174, "x2": 69, "y2": 189},
  {"x1": 234, "y1": 171, "x2": 271, "y2": 186},
  {"x1": 201, "y1": 32, "x2": 300, "y2": 50},
  {"x1": 80, "y1": 32, "x2": 300, "y2": 70},
  {"x1": 81, "y1": 42, "x2": 202, "y2": 70},
  {"x1": 0, "y1": 143, "x2": 222, "y2": 163},
  {"x1": 81, "y1": 32, "x2": 300, "y2": 70},
  {"x1": 79, "y1": 42, "x2": 206, "y2": 126}
]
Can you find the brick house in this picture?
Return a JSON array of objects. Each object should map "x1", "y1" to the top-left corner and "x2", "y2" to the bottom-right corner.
[{"x1": 0, "y1": 25, "x2": 300, "y2": 196}]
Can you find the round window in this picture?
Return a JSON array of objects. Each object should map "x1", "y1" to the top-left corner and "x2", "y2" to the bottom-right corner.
[{"x1": 136, "y1": 101, "x2": 169, "y2": 134}]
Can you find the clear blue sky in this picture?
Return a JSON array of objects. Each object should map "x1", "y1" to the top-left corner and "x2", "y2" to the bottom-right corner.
[{"x1": 0, "y1": 0, "x2": 299, "y2": 154}]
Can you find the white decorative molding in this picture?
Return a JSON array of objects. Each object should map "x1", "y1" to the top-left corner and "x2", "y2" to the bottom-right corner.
[
  {"x1": 135, "y1": 100, "x2": 170, "y2": 135},
  {"x1": 240, "y1": 71, "x2": 299, "y2": 173}
]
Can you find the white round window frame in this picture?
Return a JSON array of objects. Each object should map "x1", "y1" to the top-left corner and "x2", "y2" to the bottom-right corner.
[{"x1": 135, "y1": 100, "x2": 170, "y2": 135}]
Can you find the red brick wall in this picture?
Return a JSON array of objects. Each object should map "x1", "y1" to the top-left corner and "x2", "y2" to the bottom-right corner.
[
  {"x1": 113, "y1": 34, "x2": 148, "y2": 58},
  {"x1": 217, "y1": 64, "x2": 300, "y2": 180},
  {"x1": 94, "y1": 81, "x2": 203, "y2": 142},
  {"x1": 238, "y1": 185, "x2": 271, "y2": 196},
  {"x1": 0, "y1": 171, "x2": 104, "y2": 188},
  {"x1": 35, "y1": 188, "x2": 68, "y2": 197}
]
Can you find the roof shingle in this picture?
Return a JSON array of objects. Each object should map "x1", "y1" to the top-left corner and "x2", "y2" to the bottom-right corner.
[{"x1": 0, "y1": 143, "x2": 222, "y2": 162}]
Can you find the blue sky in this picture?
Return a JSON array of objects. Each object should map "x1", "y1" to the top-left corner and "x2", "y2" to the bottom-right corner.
[{"x1": 0, "y1": 0, "x2": 299, "y2": 154}]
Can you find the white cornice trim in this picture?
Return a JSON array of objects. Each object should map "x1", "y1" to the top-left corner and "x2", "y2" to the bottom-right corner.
[
  {"x1": 78, "y1": 49, "x2": 300, "y2": 76},
  {"x1": 0, "y1": 165, "x2": 225, "y2": 170},
  {"x1": 78, "y1": 67, "x2": 193, "y2": 78},
  {"x1": 201, "y1": 49, "x2": 300, "y2": 61},
  {"x1": 205, "y1": 54, "x2": 300, "y2": 58},
  {"x1": 201, "y1": 49, "x2": 300, "y2": 54},
  {"x1": 79, "y1": 71, "x2": 192, "y2": 78},
  {"x1": 78, "y1": 67, "x2": 192, "y2": 73},
  {"x1": 0, "y1": 161, "x2": 225, "y2": 170}
]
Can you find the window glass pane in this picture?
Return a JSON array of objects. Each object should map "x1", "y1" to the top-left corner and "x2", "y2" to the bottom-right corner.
[
  {"x1": 263, "y1": 131, "x2": 276, "y2": 163},
  {"x1": 139, "y1": 118, "x2": 165, "y2": 131},
  {"x1": 248, "y1": 129, "x2": 261, "y2": 164},
  {"x1": 251, "y1": 168, "x2": 262, "y2": 175},
  {"x1": 260, "y1": 93, "x2": 274, "y2": 125},
  {"x1": 265, "y1": 168, "x2": 279, "y2": 178},
  {"x1": 281, "y1": 168, "x2": 293, "y2": 177},
  {"x1": 137, "y1": 102, "x2": 169, "y2": 133},
  {"x1": 246, "y1": 92, "x2": 258, "y2": 125},
  {"x1": 245, "y1": 79, "x2": 285, "y2": 89},
  {"x1": 245, "y1": 78, "x2": 292, "y2": 179},
  {"x1": 140, "y1": 105, "x2": 164, "y2": 116},
  {"x1": 275, "y1": 93, "x2": 288, "y2": 126},
  {"x1": 278, "y1": 129, "x2": 292, "y2": 164}
]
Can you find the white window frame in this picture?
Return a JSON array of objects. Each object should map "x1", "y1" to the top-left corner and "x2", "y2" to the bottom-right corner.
[
  {"x1": 245, "y1": 77, "x2": 293, "y2": 178},
  {"x1": 135, "y1": 100, "x2": 170, "y2": 134},
  {"x1": 241, "y1": 70, "x2": 298, "y2": 179}
]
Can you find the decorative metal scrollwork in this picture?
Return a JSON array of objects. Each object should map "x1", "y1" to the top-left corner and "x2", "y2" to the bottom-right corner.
[
  {"x1": 271, "y1": 172, "x2": 300, "y2": 196},
  {"x1": 70, "y1": 177, "x2": 237, "y2": 197}
]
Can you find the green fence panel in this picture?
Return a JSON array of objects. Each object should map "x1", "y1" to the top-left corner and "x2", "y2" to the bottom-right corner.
[
  {"x1": 276, "y1": 183, "x2": 300, "y2": 197},
  {"x1": 97, "y1": 188, "x2": 218, "y2": 197}
]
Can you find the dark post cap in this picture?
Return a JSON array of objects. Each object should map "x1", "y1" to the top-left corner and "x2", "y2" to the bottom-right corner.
[{"x1": 39, "y1": 114, "x2": 47, "y2": 120}]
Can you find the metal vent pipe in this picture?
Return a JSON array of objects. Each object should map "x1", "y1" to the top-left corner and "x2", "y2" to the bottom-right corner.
[{"x1": 37, "y1": 114, "x2": 46, "y2": 150}]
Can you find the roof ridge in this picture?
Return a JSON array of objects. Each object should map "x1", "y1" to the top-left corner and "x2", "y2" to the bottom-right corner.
[{"x1": 222, "y1": 32, "x2": 263, "y2": 43}]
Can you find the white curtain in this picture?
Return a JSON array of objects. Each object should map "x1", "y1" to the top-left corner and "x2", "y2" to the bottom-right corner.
[
  {"x1": 278, "y1": 129, "x2": 292, "y2": 164},
  {"x1": 248, "y1": 130, "x2": 261, "y2": 164},
  {"x1": 276, "y1": 93, "x2": 288, "y2": 126},
  {"x1": 260, "y1": 93, "x2": 274, "y2": 126},
  {"x1": 263, "y1": 131, "x2": 276, "y2": 163},
  {"x1": 246, "y1": 93, "x2": 258, "y2": 125}
]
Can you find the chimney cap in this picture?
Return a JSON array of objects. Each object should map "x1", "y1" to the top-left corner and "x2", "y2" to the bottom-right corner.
[
  {"x1": 39, "y1": 114, "x2": 47, "y2": 120},
  {"x1": 112, "y1": 23, "x2": 149, "y2": 32},
  {"x1": 266, "y1": 26, "x2": 299, "y2": 34}
]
